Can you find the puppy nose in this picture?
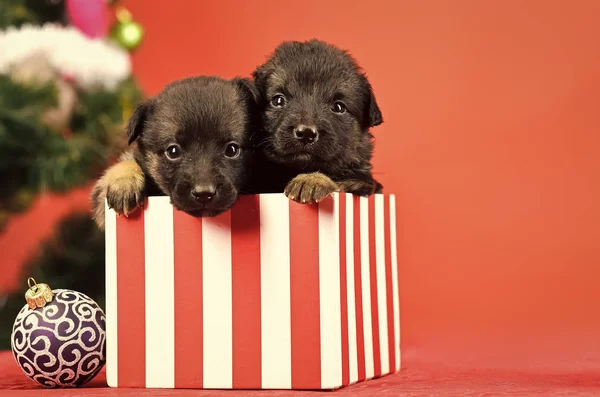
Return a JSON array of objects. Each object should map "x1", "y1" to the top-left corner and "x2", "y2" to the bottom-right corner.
[
  {"x1": 191, "y1": 184, "x2": 216, "y2": 204},
  {"x1": 294, "y1": 126, "x2": 318, "y2": 144}
]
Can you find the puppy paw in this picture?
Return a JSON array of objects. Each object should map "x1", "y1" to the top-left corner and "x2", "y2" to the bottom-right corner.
[
  {"x1": 338, "y1": 178, "x2": 383, "y2": 196},
  {"x1": 90, "y1": 181, "x2": 107, "y2": 230},
  {"x1": 104, "y1": 160, "x2": 146, "y2": 216},
  {"x1": 284, "y1": 172, "x2": 339, "y2": 204}
]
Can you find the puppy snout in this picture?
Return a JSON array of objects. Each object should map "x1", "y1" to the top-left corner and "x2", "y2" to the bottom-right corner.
[
  {"x1": 294, "y1": 125, "x2": 318, "y2": 144},
  {"x1": 191, "y1": 184, "x2": 217, "y2": 204}
]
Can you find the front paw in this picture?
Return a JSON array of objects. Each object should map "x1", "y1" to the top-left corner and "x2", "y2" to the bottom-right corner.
[
  {"x1": 338, "y1": 178, "x2": 383, "y2": 196},
  {"x1": 284, "y1": 172, "x2": 339, "y2": 204},
  {"x1": 106, "y1": 181, "x2": 145, "y2": 216},
  {"x1": 104, "y1": 161, "x2": 145, "y2": 216}
]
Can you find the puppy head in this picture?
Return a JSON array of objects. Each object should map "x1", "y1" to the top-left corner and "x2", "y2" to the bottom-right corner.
[
  {"x1": 252, "y1": 39, "x2": 382, "y2": 169},
  {"x1": 128, "y1": 76, "x2": 258, "y2": 217}
]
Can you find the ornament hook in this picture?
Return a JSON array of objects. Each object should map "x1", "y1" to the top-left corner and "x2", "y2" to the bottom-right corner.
[
  {"x1": 27, "y1": 277, "x2": 37, "y2": 289},
  {"x1": 115, "y1": 6, "x2": 133, "y2": 23}
]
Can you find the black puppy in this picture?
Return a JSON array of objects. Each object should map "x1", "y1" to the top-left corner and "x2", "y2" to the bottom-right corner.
[
  {"x1": 251, "y1": 39, "x2": 384, "y2": 203},
  {"x1": 92, "y1": 40, "x2": 383, "y2": 219},
  {"x1": 90, "y1": 76, "x2": 258, "y2": 229}
]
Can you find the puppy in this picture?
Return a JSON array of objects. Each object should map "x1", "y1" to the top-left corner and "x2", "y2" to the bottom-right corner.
[
  {"x1": 251, "y1": 39, "x2": 384, "y2": 203},
  {"x1": 91, "y1": 76, "x2": 259, "y2": 229}
]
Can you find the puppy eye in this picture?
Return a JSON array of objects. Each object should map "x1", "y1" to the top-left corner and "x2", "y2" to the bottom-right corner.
[
  {"x1": 165, "y1": 144, "x2": 181, "y2": 160},
  {"x1": 332, "y1": 102, "x2": 347, "y2": 114},
  {"x1": 271, "y1": 94, "x2": 286, "y2": 108},
  {"x1": 224, "y1": 142, "x2": 241, "y2": 158}
]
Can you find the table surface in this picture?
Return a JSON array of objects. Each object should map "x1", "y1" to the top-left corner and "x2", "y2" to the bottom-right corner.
[{"x1": 1, "y1": 351, "x2": 599, "y2": 396}]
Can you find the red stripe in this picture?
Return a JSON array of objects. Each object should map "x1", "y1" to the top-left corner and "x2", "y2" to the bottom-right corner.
[
  {"x1": 290, "y1": 201, "x2": 321, "y2": 389},
  {"x1": 173, "y1": 210, "x2": 203, "y2": 388},
  {"x1": 369, "y1": 196, "x2": 382, "y2": 377},
  {"x1": 384, "y1": 196, "x2": 396, "y2": 373},
  {"x1": 339, "y1": 195, "x2": 350, "y2": 386},
  {"x1": 116, "y1": 211, "x2": 145, "y2": 387},
  {"x1": 231, "y1": 195, "x2": 262, "y2": 389},
  {"x1": 353, "y1": 196, "x2": 366, "y2": 381}
]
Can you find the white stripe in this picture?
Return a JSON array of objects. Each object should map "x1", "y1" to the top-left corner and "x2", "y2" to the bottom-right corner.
[
  {"x1": 105, "y1": 203, "x2": 118, "y2": 387},
  {"x1": 319, "y1": 195, "x2": 342, "y2": 389},
  {"x1": 202, "y1": 212, "x2": 233, "y2": 388},
  {"x1": 144, "y1": 197, "x2": 175, "y2": 388},
  {"x1": 345, "y1": 195, "x2": 358, "y2": 384},
  {"x1": 375, "y1": 194, "x2": 389, "y2": 374},
  {"x1": 390, "y1": 195, "x2": 401, "y2": 370},
  {"x1": 360, "y1": 197, "x2": 374, "y2": 378},
  {"x1": 260, "y1": 194, "x2": 292, "y2": 389}
]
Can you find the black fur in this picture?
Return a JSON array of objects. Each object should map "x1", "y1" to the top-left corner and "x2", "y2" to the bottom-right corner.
[
  {"x1": 129, "y1": 76, "x2": 258, "y2": 217},
  {"x1": 251, "y1": 39, "x2": 383, "y2": 197}
]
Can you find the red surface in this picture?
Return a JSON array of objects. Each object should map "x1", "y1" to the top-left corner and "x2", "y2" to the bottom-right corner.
[
  {"x1": 173, "y1": 211, "x2": 204, "y2": 387},
  {"x1": 289, "y1": 202, "x2": 321, "y2": 388},
  {"x1": 120, "y1": 0, "x2": 600, "y2": 374},
  {"x1": 231, "y1": 196, "x2": 262, "y2": 389},
  {"x1": 1, "y1": 351, "x2": 599, "y2": 395}
]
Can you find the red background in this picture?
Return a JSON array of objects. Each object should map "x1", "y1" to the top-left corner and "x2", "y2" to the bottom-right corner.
[
  {"x1": 123, "y1": 0, "x2": 600, "y2": 372},
  {"x1": 2, "y1": 0, "x2": 599, "y2": 377}
]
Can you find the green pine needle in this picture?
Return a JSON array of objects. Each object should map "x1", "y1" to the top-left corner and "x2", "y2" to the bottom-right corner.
[{"x1": 0, "y1": 75, "x2": 143, "y2": 205}]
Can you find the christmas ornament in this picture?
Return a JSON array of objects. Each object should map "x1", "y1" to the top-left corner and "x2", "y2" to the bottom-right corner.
[
  {"x1": 11, "y1": 278, "x2": 106, "y2": 388},
  {"x1": 110, "y1": 7, "x2": 143, "y2": 51},
  {"x1": 66, "y1": 0, "x2": 109, "y2": 38},
  {"x1": 0, "y1": 24, "x2": 131, "y2": 90}
]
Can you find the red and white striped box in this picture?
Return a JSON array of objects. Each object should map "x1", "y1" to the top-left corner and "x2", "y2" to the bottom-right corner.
[{"x1": 105, "y1": 193, "x2": 400, "y2": 390}]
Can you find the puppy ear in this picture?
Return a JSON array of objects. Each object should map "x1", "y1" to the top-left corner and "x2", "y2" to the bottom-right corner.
[
  {"x1": 234, "y1": 77, "x2": 260, "y2": 105},
  {"x1": 367, "y1": 89, "x2": 383, "y2": 127},
  {"x1": 251, "y1": 64, "x2": 269, "y2": 92},
  {"x1": 127, "y1": 99, "x2": 154, "y2": 145}
]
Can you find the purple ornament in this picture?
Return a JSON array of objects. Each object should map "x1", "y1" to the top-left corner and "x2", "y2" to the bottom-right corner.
[
  {"x1": 11, "y1": 289, "x2": 106, "y2": 388},
  {"x1": 66, "y1": 0, "x2": 109, "y2": 38}
]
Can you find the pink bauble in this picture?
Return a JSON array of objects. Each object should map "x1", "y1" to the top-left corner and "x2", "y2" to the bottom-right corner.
[{"x1": 66, "y1": 0, "x2": 109, "y2": 38}]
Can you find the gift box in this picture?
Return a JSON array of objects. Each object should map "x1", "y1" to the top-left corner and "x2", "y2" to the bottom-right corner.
[{"x1": 105, "y1": 193, "x2": 400, "y2": 390}]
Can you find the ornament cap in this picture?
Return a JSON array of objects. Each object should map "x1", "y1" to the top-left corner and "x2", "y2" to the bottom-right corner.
[
  {"x1": 115, "y1": 6, "x2": 133, "y2": 23},
  {"x1": 24, "y1": 277, "x2": 53, "y2": 309}
]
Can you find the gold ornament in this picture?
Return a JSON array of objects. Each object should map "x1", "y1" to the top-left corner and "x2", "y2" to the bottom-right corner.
[
  {"x1": 110, "y1": 7, "x2": 144, "y2": 51},
  {"x1": 24, "y1": 278, "x2": 54, "y2": 310}
]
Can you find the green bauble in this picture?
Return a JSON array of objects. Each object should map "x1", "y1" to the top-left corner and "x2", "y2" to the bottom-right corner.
[{"x1": 110, "y1": 20, "x2": 143, "y2": 51}]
